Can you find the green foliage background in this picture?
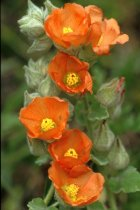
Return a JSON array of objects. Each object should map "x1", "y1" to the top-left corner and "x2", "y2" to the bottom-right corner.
[{"x1": 1, "y1": 0, "x2": 140, "y2": 209}]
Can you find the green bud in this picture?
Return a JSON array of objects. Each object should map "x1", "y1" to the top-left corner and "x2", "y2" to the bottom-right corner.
[
  {"x1": 24, "y1": 90, "x2": 40, "y2": 106},
  {"x1": 27, "y1": 35, "x2": 53, "y2": 53},
  {"x1": 108, "y1": 103, "x2": 122, "y2": 119},
  {"x1": 94, "y1": 121, "x2": 115, "y2": 152},
  {"x1": 24, "y1": 57, "x2": 48, "y2": 89},
  {"x1": 108, "y1": 138, "x2": 129, "y2": 170},
  {"x1": 38, "y1": 75, "x2": 60, "y2": 97},
  {"x1": 96, "y1": 77, "x2": 125, "y2": 108},
  {"x1": 18, "y1": 0, "x2": 48, "y2": 39},
  {"x1": 27, "y1": 136, "x2": 48, "y2": 156}
]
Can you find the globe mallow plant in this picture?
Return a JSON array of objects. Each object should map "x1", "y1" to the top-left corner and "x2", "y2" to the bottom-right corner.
[{"x1": 18, "y1": 1, "x2": 140, "y2": 210}]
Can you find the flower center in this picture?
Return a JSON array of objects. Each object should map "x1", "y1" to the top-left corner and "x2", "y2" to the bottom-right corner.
[
  {"x1": 62, "y1": 184, "x2": 79, "y2": 201},
  {"x1": 97, "y1": 35, "x2": 103, "y2": 46},
  {"x1": 64, "y1": 72, "x2": 80, "y2": 88},
  {"x1": 64, "y1": 148, "x2": 78, "y2": 159},
  {"x1": 41, "y1": 118, "x2": 56, "y2": 132},
  {"x1": 63, "y1": 27, "x2": 73, "y2": 34}
]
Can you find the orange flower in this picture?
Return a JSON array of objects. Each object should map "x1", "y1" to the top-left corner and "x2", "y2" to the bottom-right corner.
[
  {"x1": 48, "y1": 161, "x2": 104, "y2": 206},
  {"x1": 48, "y1": 129, "x2": 92, "y2": 171},
  {"x1": 89, "y1": 18, "x2": 129, "y2": 55},
  {"x1": 48, "y1": 52, "x2": 92, "y2": 94},
  {"x1": 44, "y1": 3, "x2": 90, "y2": 48},
  {"x1": 19, "y1": 97, "x2": 69, "y2": 141},
  {"x1": 85, "y1": 5, "x2": 103, "y2": 24}
]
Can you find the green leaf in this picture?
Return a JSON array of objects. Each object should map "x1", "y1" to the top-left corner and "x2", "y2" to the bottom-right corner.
[
  {"x1": 109, "y1": 166, "x2": 140, "y2": 193},
  {"x1": 87, "y1": 201, "x2": 106, "y2": 210},
  {"x1": 35, "y1": 154, "x2": 51, "y2": 166},
  {"x1": 27, "y1": 198, "x2": 58, "y2": 210},
  {"x1": 88, "y1": 106, "x2": 109, "y2": 121},
  {"x1": 123, "y1": 192, "x2": 140, "y2": 210},
  {"x1": 87, "y1": 96, "x2": 109, "y2": 122},
  {"x1": 47, "y1": 207, "x2": 58, "y2": 210},
  {"x1": 75, "y1": 100, "x2": 87, "y2": 127}
]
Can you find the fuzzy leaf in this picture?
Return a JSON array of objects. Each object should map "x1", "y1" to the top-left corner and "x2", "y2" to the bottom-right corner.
[
  {"x1": 44, "y1": 0, "x2": 57, "y2": 13},
  {"x1": 109, "y1": 166, "x2": 140, "y2": 193}
]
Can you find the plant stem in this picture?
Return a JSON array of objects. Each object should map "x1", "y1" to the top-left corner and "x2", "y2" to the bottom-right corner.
[
  {"x1": 105, "y1": 177, "x2": 118, "y2": 210},
  {"x1": 83, "y1": 94, "x2": 93, "y2": 138},
  {"x1": 50, "y1": 201, "x2": 59, "y2": 207},
  {"x1": 44, "y1": 184, "x2": 54, "y2": 206},
  {"x1": 108, "y1": 190, "x2": 118, "y2": 210}
]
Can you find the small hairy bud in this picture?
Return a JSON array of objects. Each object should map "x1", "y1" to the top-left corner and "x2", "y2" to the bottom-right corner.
[
  {"x1": 108, "y1": 138, "x2": 130, "y2": 170},
  {"x1": 38, "y1": 75, "x2": 60, "y2": 97},
  {"x1": 27, "y1": 137, "x2": 48, "y2": 156},
  {"x1": 94, "y1": 120, "x2": 115, "y2": 152},
  {"x1": 18, "y1": 0, "x2": 48, "y2": 39},
  {"x1": 24, "y1": 57, "x2": 48, "y2": 89},
  {"x1": 96, "y1": 77, "x2": 125, "y2": 108}
]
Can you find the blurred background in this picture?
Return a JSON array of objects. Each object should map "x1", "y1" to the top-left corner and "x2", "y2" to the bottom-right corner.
[{"x1": 1, "y1": 0, "x2": 140, "y2": 210}]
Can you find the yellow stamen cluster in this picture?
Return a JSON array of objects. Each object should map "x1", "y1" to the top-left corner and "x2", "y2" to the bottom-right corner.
[
  {"x1": 64, "y1": 72, "x2": 80, "y2": 88},
  {"x1": 41, "y1": 118, "x2": 56, "y2": 132},
  {"x1": 63, "y1": 27, "x2": 73, "y2": 34},
  {"x1": 62, "y1": 184, "x2": 79, "y2": 201},
  {"x1": 64, "y1": 148, "x2": 78, "y2": 159},
  {"x1": 97, "y1": 35, "x2": 103, "y2": 46}
]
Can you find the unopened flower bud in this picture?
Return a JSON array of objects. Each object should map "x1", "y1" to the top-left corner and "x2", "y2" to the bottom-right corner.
[
  {"x1": 94, "y1": 120, "x2": 115, "y2": 152},
  {"x1": 27, "y1": 136, "x2": 48, "y2": 156},
  {"x1": 96, "y1": 77, "x2": 125, "y2": 108},
  {"x1": 108, "y1": 138, "x2": 129, "y2": 170},
  {"x1": 38, "y1": 75, "x2": 60, "y2": 97},
  {"x1": 24, "y1": 90, "x2": 40, "y2": 106},
  {"x1": 18, "y1": 0, "x2": 48, "y2": 39},
  {"x1": 24, "y1": 57, "x2": 48, "y2": 89}
]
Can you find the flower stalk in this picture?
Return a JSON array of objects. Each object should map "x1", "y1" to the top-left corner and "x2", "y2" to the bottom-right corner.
[{"x1": 44, "y1": 184, "x2": 54, "y2": 205}]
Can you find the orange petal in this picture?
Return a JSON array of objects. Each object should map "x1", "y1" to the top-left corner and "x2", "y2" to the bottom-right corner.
[
  {"x1": 113, "y1": 34, "x2": 129, "y2": 44},
  {"x1": 93, "y1": 45, "x2": 110, "y2": 55},
  {"x1": 85, "y1": 5, "x2": 103, "y2": 24}
]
